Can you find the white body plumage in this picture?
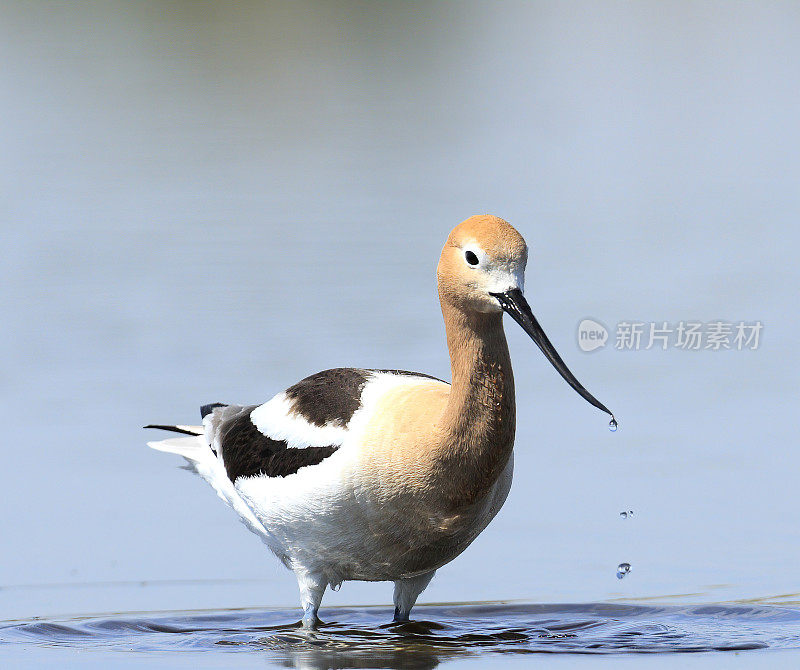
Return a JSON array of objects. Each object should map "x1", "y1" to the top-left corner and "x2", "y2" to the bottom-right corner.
[{"x1": 149, "y1": 370, "x2": 513, "y2": 621}]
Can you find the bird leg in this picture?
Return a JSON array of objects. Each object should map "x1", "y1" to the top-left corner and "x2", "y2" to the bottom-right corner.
[
  {"x1": 296, "y1": 569, "x2": 327, "y2": 629},
  {"x1": 392, "y1": 570, "x2": 435, "y2": 622}
]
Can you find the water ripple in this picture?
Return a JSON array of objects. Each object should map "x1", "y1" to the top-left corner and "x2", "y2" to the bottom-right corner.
[{"x1": 1, "y1": 603, "x2": 799, "y2": 666}]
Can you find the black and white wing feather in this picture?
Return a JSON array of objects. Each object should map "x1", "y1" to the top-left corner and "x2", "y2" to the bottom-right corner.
[
  {"x1": 204, "y1": 404, "x2": 339, "y2": 481},
  {"x1": 205, "y1": 368, "x2": 442, "y2": 483},
  {"x1": 147, "y1": 368, "x2": 446, "y2": 549}
]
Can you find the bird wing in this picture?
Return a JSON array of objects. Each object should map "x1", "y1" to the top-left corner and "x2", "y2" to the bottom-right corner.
[{"x1": 206, "y1": 368, "x2": 447, "y2": 485}]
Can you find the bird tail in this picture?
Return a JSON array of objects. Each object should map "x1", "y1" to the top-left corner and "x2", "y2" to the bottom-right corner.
[
  {"x1": 144, "y1": 424, "x2": 203, "y2": 436},
  {"x1": 145, "y1": 429, "x2": 273, "y2": 544}
]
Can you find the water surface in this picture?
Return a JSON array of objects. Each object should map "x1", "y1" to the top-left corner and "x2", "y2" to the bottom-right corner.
[
  {"x1": 4, "y1": 602, "x2": 800, "y2": 666},
  {"x1": 2, "y1": 1, "x2": 800, "y2": 667}
]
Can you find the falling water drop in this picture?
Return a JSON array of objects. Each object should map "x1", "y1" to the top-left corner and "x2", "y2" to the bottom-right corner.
[
  {"x1": 616, "y1": 562, "x2": 631, "y2": 579},
  {"x1": 619, "y1": 510, "x2": 634, "y2": 519},
  {"x1": 608, "y1": 417, "x2": 618, "y2": 432}
]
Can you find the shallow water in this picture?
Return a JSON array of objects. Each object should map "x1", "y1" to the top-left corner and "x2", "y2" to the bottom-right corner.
[
  {"x1": 4, "y1": 602, "x2": 800, "y2": 665},
  {"x1": 3, "y1": 1, "x2": 800, "y2": 667}
]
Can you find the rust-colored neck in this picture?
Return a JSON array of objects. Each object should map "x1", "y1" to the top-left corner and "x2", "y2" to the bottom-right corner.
[{"x1": 435, "y1": 300, "x2": 516, "y2": 505}]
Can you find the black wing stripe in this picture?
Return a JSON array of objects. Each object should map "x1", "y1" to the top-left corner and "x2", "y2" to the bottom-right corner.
[
  {"x1": 284, "y1": 368, "x2": 370, "y2": 427},
  {"x1": 144, "y1": 424, "x2": 202, "y2": 436},
  {"x1": 284, "y1": 368, "x2": 445, "y2": 429},
  {"x1": 219, "y1": 407, "x2": 338, "y2": 481}
]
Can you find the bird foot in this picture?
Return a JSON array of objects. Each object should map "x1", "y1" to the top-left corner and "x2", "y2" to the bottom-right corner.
[
  {"x1": 393, "y1": 607, "x2": 410, "y2": 623},
  {"x1": 301, "y1": 606, "x2": 320, "y2": 629}
]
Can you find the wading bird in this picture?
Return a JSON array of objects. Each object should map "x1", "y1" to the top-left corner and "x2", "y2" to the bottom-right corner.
[{"x1": 146, "y1": 215, "x2": 614, "y2": 627}]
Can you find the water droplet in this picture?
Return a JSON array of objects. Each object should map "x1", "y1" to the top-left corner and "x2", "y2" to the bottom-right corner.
[
  {"x1": 608, "y1": 417, "x2": 618, "y2": 432},
  {"x1": 616, "y1": 562, "x2": 631, "y2": 579},
  {"x1": 619, "y1": 510, "x2": 634, "y2": 519},
  {"x1": 330, "y1": 581, "x2": 342, "y2": 592}
]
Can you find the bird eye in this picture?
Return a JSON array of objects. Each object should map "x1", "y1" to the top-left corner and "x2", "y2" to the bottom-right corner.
[{"x1": 465, "y1": 250, "x2": 479, "y2": 266}]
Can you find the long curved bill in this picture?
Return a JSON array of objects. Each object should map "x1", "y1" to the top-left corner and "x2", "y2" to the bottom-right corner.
[{"x1": 491, "y1": 288, "x2": 616, "y2": 424}]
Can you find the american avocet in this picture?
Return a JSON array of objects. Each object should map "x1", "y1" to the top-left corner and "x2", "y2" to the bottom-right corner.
[{"x1": 146, "y1": 215, "x2": 614, "y2": 627}]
